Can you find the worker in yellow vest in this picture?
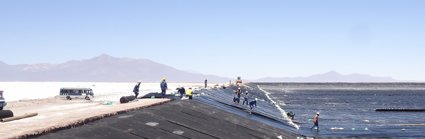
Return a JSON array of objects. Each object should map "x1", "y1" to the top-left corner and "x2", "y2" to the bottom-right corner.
[{"x1": 186, "y1": 88, "x2": 193, "y2": 100}]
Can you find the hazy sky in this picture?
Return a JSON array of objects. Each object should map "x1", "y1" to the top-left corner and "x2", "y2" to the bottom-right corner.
[{"x1": 1, "y1": 0, "x2": 424, "y2": 81}]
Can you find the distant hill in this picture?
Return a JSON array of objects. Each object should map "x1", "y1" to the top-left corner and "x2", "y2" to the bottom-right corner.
[
  {"x1": 0, "y1": 54, "x2": 230, "y2": 83},
  {"x1": 256, "y1": 71, "x2": 398, "y2": 82}
]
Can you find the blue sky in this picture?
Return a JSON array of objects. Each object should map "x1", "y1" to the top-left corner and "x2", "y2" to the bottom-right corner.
[{"x1": 0, "y1": 0, "x2": 424, "y2": 81}]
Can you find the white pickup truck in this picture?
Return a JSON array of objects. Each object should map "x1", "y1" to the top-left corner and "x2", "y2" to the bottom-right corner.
[{"x1": 0, "y1": 90, "x2": 6, "y2": 110}]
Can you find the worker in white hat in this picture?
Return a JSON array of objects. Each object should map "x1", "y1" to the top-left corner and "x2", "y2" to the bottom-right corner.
[{"x1": 311, "y1": 112, "x2": 320, "y2": 131}]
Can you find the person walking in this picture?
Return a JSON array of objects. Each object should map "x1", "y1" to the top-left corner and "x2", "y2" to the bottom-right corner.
[
  {"x1": 204, "y1": 79, "x2": 208, "y2": 88},
  {"x1": 133, "y1": 81, "x2": 141, "y2": 98},
  {"x1": 160, "y1": 78, "x2": 168, "y2": 98},
  {"x1": 311, "y1": 112, "x2": 320, "y2": 131}
]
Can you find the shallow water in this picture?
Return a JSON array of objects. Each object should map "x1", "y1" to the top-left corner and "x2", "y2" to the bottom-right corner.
[{"x1": 254, "y1": 83, "x2": 425, "y2": 138}]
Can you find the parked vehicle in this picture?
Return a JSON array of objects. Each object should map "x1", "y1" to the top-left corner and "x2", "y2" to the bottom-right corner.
[
  {"x1": 59, "y1": 88, "x2": 94, "y2": 100},
  {"x1": 0, "y1": 90, "x2": 6, "y2": 110}
]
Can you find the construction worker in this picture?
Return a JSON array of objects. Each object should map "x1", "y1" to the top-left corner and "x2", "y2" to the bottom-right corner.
[
  {"x1": 133, "y1": 81, "x2": 141, "y2": 98},
  {"x1": 177, "y1": 87, "x2": 186, "y2": 99},
  {"x1": 242, "y1": 91, "x2": 249, "y2": 105},
  {"x1": 287, "y1": 111, "x2": 295, "y2": 120},
  {"x1": 160, "y1": 78, "x2": 168, "y2": 98},
  {"x1": 249, "y1": 98, "x2": 257, "y2": 110},
  {"x1": 311, "y1": 112, "x2": 320, "y2": 131},
  {"x1": 233, "y1": 88, "x2": 242, "y2": 104},
  {"x1": 236, "y1": 88, "x2": 242, "y2": 99},
  {"x1": 186, "y1": 87, "x2": 193, "y2": 99}
]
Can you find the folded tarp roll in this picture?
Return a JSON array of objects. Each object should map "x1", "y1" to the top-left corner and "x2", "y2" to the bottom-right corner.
[
  {"x1": 1, "y1": 112, "x2": 37, "y2": 122},
  {"x1": 0, "y1": 110, "x2": 14, "y2": 119},
  {"x1": 120, "y1": 96, "x2": 136, "y2": 104}
]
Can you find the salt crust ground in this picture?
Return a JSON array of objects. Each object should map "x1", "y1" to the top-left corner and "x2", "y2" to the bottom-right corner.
[{"x1": 0, "y1": 97, "x2": 171, "y2": 139}]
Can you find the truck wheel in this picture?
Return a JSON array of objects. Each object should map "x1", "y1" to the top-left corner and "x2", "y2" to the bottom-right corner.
[
  {"x1": 0, "y1": 107, "x2": 3, "y2": 110},
  {"x1": 85, "y1": 96, "x2": 90, "y2": 100},
  {"x1": 66, "y1": 96, "x2": 72, "y2": 100}
]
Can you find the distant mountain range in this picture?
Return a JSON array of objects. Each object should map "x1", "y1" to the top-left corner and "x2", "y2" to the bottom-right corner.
[
  {"x1": 0, "y1": 55, "x2": 400, "y2": 82},
  {"x1": 255, "y1": 71, "x2": 398, "y2": 82},
  {"x1": 0, "y1": 54, "x2": 230, "y2": 83}
]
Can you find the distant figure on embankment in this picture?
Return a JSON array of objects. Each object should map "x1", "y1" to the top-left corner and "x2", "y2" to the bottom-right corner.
[
  {"x1": 133, "y1": 81, "x2": 141, "y2": 98},
  {"x1": 160, "y1": 78, "x2": 168, "y2": 97},
  {"x1": 204, "y1": 79, "x2": 208, "y2": 88}
]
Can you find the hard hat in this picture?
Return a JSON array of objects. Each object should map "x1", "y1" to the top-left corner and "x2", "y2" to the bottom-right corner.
[
  {"x1": 317, "y1": 112, "x2": 320, "y2": 115},
  {"x1": 162, "y1": 78, "x2": 166, "y2": 81}
]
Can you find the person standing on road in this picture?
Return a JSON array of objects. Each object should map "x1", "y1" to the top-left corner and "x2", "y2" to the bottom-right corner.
[
  {"x1": 133, "y1": 81, "x2": 141, "y2": 98},
  {"x1": 311, "y1": 112, "x2": 320, "y2": 131},
  {"x1": 160, "y1": 78, "x2": 168, "y2": 98}
]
